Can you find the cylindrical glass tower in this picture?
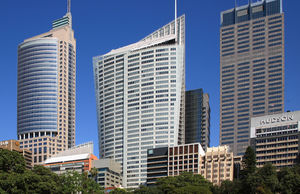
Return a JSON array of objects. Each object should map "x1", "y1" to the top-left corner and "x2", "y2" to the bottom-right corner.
[{"x1": 18, "y1": 39, "x2": 58, "y2": 138}]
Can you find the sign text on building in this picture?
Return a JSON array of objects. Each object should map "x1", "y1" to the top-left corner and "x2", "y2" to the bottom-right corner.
[
  {"x1": 260, "y1": 115, "x2": 294, "y2": 125},
  {"x1": 0, "y1": 141, "x2": 8, "y2": 146}
]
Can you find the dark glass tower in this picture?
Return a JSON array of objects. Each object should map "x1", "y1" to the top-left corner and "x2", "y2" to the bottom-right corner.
[
  {"x1": 185, "y1": 89, "x2": 210, "y2": 151},
  {"x1": 220, "y1": 0, "x2": 284, "y2": 156}
]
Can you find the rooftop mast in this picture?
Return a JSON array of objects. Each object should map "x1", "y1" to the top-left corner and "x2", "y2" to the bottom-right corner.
[
  {"x1": 175, "y1": 0, "x2": 177, "y2": 43},
  {"x1": 68, "y1": 0, "x2": 71, "y2": 14}
]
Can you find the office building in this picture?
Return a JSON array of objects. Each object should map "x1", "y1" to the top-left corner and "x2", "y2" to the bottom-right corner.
[
  {"x1": 185, "y1": 89, "x2": 210, "y2": 150},
  {"x1": 147, "y1": 147, "x2": 168, "y2": 186},
  {"x1": 0, "y1": 140, "x2": 32, "y2": 169},
  {"x1": 91, "y1": 159, "x2": 123, "y2": 188},
  {"x1": 168, "y1": 143, "x2": 205, "y2": 176},
  {"x1": 17, "y1": 1, "x2": 76, "y2": 165},
  {"x1": 201, "y1": 146, "x2": 234, "y2": 185},
  {"x1": 147, "y1": 144, "x2": 234, "y2": 186},
  {"x1": 44, "y1": 142, "x2": 97, "y2": 174},
  {"x1": 220, "y1": 0, "x2": 285, "y2": 156},
  {"x1": 250, "y1": 111, "x2": 300, "y2": 168},
  {"x1": 93, "y1": 13, "x2": 185, "y2": 187}
]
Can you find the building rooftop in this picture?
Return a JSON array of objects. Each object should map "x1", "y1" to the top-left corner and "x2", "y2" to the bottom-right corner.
[
  {"x1": 44, "y1": 142, "x2": 94, "y2": 164},
  {"x1": 220, "y1": 0, "x2": 282, "y2": 26}
]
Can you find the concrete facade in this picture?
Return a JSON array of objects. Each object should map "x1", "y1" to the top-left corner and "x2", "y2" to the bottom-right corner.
[
  {"x1": 220, "y1": 0, "x2": 285, "y2": 156},
  {"x1": 147, "y1": 144, "x2": 234, "y2": 186},
  {"x1": 44, "y1": 142, "x2": 97, "y2": 174},
  {"x1": 92, "y1": 159, "x2": 123, "y2": 188},
  {"x1": 250, "y1": 111, "x2": 300, "y2": 168}
]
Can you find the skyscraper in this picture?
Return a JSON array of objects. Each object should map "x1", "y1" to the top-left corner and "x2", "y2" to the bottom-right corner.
[
  {"x1": 93, "y1": 15, "x2": 185, "y2": 187},
  {"x1": 17, "y1": 1, "x2": 76, "y2": 165},
  {"x1": 220, "y1": 0, "x2": 284, "y2": 156},
  {"x1": 185, "y1": 89, "x2": 210, "y2": 151}
]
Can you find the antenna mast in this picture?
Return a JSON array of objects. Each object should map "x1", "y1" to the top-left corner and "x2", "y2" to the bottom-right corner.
[
  {"x1": 68, "y1": 0, "x2": 71, "y2": 13},
  {"x1": 175, "y1": 0, "x2": 177, "y2": 43}
]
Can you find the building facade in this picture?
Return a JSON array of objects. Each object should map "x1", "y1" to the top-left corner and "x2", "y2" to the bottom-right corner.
[
  {"x1": 147, "y1": 144, "x2": 234, "y2": 186},
  {"x1": 185, "y1": 89, "x2": 210, "y2": 150},
  {"x1": 44, "y1": 142, "x2": 97, "y2": 174},
  {"x1": 250, "y1": 111, "x2": 300, "y2": 168},
  {"x1": 93, "y1": 15, "x2": 185, "y2": 187},
  {"x1": 201, "y1": 146, "x2": 234, "y2": 185},
  {"x1": 17, "y1": 4, "x2": 76, "y2": 165},
  {"x1": 220, "y1": 0, "x2": 285, "y2": 156},
  {"x1": 91, "y1": 159, "x2": 123, "y2": 188},
  {"x1": 0, "y1": 140, "x2": 32, "y2": 169},
  {"x1": 147, "y1": 147, "x2": 168, "y2": 185}
]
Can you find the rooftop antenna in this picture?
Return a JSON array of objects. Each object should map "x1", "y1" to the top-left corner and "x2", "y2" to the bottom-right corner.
[
  {"x1": 68, "y1": 0, "x2": 71, "y2": 14},
  {"x1": 67, "y1": 0, "x2": 72, "y2": 28},
  {"x1": 175, "y1": 0, "x2": 177, "y2": 43}
]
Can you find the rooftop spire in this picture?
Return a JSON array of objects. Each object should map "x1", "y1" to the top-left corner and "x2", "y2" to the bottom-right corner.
[
  {"x1": 68, "y1": 0, "x2": 71, "y2": 14},
  {"x1": 175, "y1": 0, "x2": 177, "y2": 42}
]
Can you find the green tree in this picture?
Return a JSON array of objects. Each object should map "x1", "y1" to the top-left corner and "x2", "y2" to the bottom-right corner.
[
  {"x1": 133, "y1": 185, "x2": 163, "y2": 194},
  {"x1": 216, "y1": 180, "x2": 241, "y2": 194},
  {"x1": 59, "y1": 171, "x2": 104, "y2": 194},
  {"x1": 156, "y1": 172, "x2": 212, "y2": 194},
  {"x1": 110, "y1": 188, "x2": 130, "y2": 194},
  {"x1": 0, "y1": 149, "x2": 26, "y2": 173},
  {"x1": 241, "y1": 146, "x2": 256, "y2": 179},
  {"x1": 0, "y1": 169, "x2": 61, "y2": 194},
  {"x1": 277, "y1": 167, "x2": 300, "y2": 194},
  {"x1": 240, "y1": 163, "x2": 278, "y2": 194},
  {"x1": 257, "y1": 163, "x2": 279, "y2": 193},
  {"x1": 90, "y1": 167, "x2": 98, "y2": 182},
  {"x1": 241, "y1": 172, "x2": 263, "y2": 194}
]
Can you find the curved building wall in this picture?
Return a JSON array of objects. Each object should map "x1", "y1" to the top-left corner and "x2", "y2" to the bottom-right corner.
[
  {"x1": 93, "y1": 15, "x2": 185, "y2": 188},
  {"x1": 18, "y1": 39, "x2": 58, "y2": 135},
  {"x1": 17, "y1": 17, "x2": 76, "y2": 165}
]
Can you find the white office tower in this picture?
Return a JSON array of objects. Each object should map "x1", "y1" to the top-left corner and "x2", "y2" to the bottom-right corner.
[{"x1": 93, "y1": 15, "x2": 185, "y2": 187}]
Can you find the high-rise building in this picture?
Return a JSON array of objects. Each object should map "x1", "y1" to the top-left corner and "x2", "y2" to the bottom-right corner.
[
  {"x1": 93, "y1": 14, "x2": 185, "y2": 187},
  {"x1": 220, "y1": 0, "x2": 285, "y2": 156},
  {"x1": 185, "y1": 89, "x2": 210, "y2": 150},
  {"x1": 17, "y1": 1, "x2": 76, "y2": 165},
  {"x1": 250, "y1": 111, "x2": 300, "y2": 168}
]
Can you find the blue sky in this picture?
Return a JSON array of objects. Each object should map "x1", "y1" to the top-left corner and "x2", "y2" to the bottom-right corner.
[{"x1": 0, "y1": 0, "x2": 299, "y2": 157}]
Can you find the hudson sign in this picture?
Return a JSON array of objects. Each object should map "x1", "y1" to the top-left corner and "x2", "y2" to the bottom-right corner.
[{"x1": 260, "y1": 115, "x2": 294, "y2": 125}]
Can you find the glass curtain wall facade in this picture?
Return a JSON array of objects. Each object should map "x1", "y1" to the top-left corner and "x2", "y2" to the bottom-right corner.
[
  {"x1": 185, "y1": 89, "x2": 210, "y2": 151},
  {"x1": 17, "y1": 11, "x2": 76, "y2": 165},
  {"x1": 220, "y1": 0, "x2": 284, "y2": 156},
  {"x1": 93, "y1": 15, "x2": 185, "y2": 188}
]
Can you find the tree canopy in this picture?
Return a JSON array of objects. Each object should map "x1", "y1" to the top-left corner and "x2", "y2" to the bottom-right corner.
[
  {"x1": 0, "y1": 149, "x2": 104, "y2": 194},
  {"x1": 2, "y1": 147, "x2": 300, "y2": 194}
]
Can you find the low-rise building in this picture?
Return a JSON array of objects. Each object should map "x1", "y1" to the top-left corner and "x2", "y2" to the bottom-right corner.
[
  {"x1": 201, "y1": 146, "x2": 233, "y2": 185},
  {"x1": 168, "y1": 143, "x2": 206, "y2": 176},
  {"x1": 91, "y1": 159, "x2": 123, "y2": 188},
  {"x1": 0, "y1": 139, "x2": 32, "y2": 169},
  {"x1": 147, "y1": 144, "x2": 234, "y2": 185},
  {"x1": 147, "y1": 147, "x2": 168, "y2": 186},
  {"x1": 44, "y1": 142, "x2": 98, "y2": 174},
  {"x1": 250, "y1": 111, "x2": 300, "y2": 168}
]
